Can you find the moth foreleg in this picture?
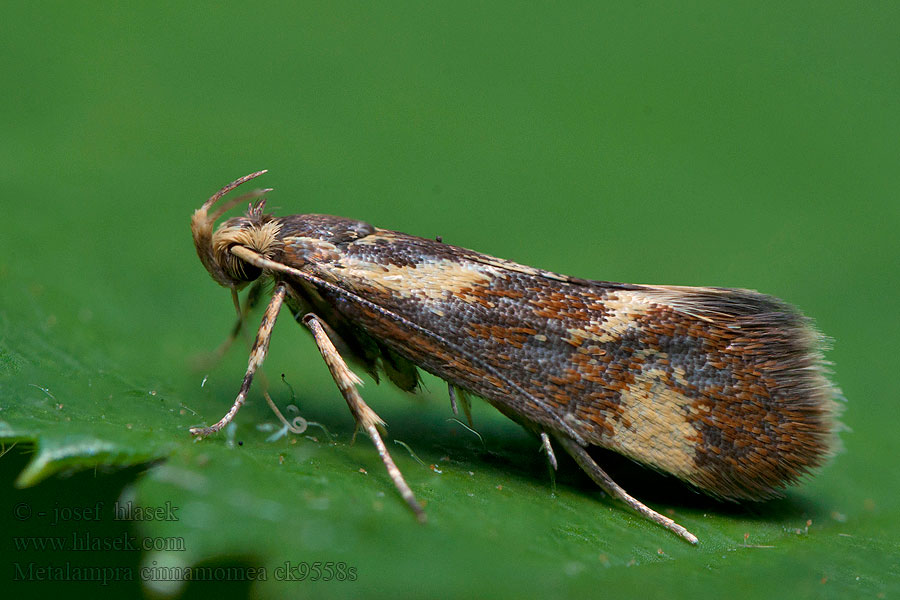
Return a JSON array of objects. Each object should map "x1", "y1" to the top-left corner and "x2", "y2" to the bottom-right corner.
[
  {"x1": 190, "y1": 283, "x2": 286, "y2": 438},
  {"x1": 552, "y1": 434, "x2": 698, "y2": 545},
  {"x1": 302, "y1": 313, "x2": 427, "y2": 523},
  {"x1": 193, "y1": 281, "x2": 265, "y2": 371}
]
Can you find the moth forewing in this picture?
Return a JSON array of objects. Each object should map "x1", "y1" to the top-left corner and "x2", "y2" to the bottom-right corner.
[{"x1": 190, "y1": 172, "x2": 840, "y2": 545}]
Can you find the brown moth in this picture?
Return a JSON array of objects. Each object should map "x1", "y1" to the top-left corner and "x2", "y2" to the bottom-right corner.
[{"x1": 190, "y1": 171, "x2": 840, "y2": 543}]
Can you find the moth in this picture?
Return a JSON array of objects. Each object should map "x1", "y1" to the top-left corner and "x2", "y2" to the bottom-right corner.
[{"x1": 190, "y1": 171, "x2": 839, "y2": 544}]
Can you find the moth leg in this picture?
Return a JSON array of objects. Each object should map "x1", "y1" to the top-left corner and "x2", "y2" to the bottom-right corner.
[
  {"x1": 303, "y1": 313, "x2": 427, "y2": 523},
  {"x1": 215, "y1": 281, "x2": 266, "y2": 361},
  {"x1": 190, "y1": 283, "x2": 286, "y2": 438},
  {"x1": 540, "y1": 432, "x2": 558, "y2": 471},
  {"x1": 192, "y1": 281, "x2": 265, "y2": 372},
  {"x1": 448, "y1": 384, "x2": 474, "y2": 427},
  {"x1": 448, "y1": 383, "x2": 459, "y2": 415},
  {"x1": 553, "y1": 434, "x2": 698, "y2": 545}
]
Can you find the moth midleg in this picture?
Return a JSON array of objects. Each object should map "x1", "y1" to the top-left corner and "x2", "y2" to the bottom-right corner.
[
  {"x1": 553, "y1": 434, "x2": 699, "y2": 544},
  {"x1": 302, "y1": 313, "x2": 427, "y2": 523},
  {"x1": 540, "y1": 432, "x2": 558, "y2": 471},
  {"x1": 190, "y1": 283, "x2": 286, "y2": 437}
]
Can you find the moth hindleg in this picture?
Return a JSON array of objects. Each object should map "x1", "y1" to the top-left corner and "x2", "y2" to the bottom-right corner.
[
  {"x1": 302, "y1": 313, "x2": 427, "y2": 523},
  {"x1": 552, "y1": 434, "x2": 698, "y2": 544},
  {"x1": 190, "y1": 283, "x2": 286, "y2": 437}
]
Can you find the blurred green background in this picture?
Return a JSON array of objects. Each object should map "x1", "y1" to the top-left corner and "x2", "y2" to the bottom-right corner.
[{"x1": 1, "y1": 2, "x2": 898, "y2": 599}]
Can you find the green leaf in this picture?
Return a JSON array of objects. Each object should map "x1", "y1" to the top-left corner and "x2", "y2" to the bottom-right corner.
[
  {"x1": 2, "y1": 266, "x2": 897, "y2": 598},
  {"x1": 2, "y1": 2, "x2": 899, "y2": 598}
]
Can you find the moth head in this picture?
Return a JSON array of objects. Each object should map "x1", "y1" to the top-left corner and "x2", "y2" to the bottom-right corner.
[{"x1": 191, "y1": 170, "x2": 282, "y2": 289}]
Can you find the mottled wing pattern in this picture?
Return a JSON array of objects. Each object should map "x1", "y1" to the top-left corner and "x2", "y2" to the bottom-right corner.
[{"x1": 279, "y1": 225, "x2": 838, "y2": 501}]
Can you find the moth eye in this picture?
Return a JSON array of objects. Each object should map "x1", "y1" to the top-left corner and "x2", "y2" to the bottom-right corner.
[{"x1": 224, "y1": 250, "x2": 262, "y2": 283}]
